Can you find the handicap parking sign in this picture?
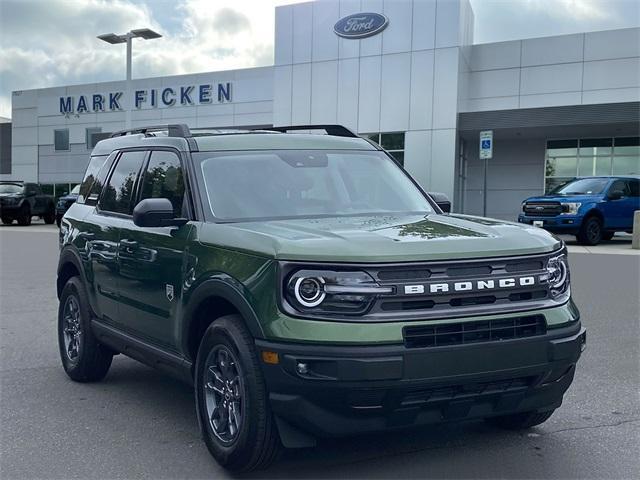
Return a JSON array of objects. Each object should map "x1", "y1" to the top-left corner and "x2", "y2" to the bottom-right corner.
[{"x1": 479, "y1": 131, "x2": 493, "y2": 159}]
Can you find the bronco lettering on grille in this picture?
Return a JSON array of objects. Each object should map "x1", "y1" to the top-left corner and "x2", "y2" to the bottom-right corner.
[{"x1": 404, "y1": 276, "x2": 537, "y2": 295}]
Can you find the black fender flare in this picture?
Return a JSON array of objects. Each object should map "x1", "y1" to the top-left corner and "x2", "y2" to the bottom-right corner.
[
  {"x1": 181, "y1": 275, "x2": 266, "y2": 356},
  {"x1": 57, "y1": 246, "x2": 87, "y2": 299}
]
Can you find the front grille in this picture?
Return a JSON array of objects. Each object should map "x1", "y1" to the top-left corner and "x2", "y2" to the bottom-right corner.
[
  {"x1": 401, "y1": 376, "x2": 535, "y2": 406},
  {"x1": 524, "y1": 202, "x2": 562, "y2": 216},
  {"x1": 403, "y1": 315, "x2": 546, "y2": 348}
]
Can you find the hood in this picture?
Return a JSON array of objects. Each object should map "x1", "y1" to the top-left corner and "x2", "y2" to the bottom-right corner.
[
  {"x1": 525, "y1": 194, "x2": 602, "y2": 203},
  {"x1": 197, "y1": 213, "x2": 561, "y2": 263}
]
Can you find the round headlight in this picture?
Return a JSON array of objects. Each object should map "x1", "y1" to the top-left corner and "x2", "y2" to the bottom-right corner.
[
  {"x1": 293, "y1": 277, "x2": 325, "y2": 307},
  {"x1": 547, "y1": 256, "x2": 567, "y2": 289}
]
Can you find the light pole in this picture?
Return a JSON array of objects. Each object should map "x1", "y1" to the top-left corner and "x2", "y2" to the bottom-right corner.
[{"x1": 97, "y1": 28, "x2": 162, "y2": 129}]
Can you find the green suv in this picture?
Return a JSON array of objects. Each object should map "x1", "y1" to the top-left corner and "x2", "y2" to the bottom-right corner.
[{"x1": 57, "y1": 124, "x2": 586, "y2": 472}]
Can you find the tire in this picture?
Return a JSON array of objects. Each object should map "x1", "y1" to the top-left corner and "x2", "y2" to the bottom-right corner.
[
  {"x1": 602, "y1": 231, "x2": 615, "y2": 241},
  {"x1": 195, "y1": 315, "x2": 281, "y2": 473},
  {"x1": 58, "y1": 276, "x2": 113, "y2": 382},
  {"x1": 576, "y1": 215, "x2": 603, "y2": 245},
  {"x1": 486, "y1": 410, "x2": 555, "y2": 430},
  {"x1": 44, "y1": 206, "x2": 56, "y2": 224},
  {"x1": 1, "y1": 216, "x2": 12, "y2": 225},
  {"x1": 17, "y1": 205, "x2": 31, "y2": 226}
]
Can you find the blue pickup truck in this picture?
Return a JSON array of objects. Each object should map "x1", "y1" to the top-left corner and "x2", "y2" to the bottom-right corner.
[{"x1": 519, "y1": 176, "x2": 639, "y2": 245}]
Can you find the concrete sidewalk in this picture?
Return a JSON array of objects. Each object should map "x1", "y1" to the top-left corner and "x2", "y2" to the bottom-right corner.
[{"x1": 560, "y1": 234, "x2": 640, "y2": 255}]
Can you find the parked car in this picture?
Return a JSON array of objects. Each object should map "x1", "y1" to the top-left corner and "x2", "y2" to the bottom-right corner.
[
  {"x1": 57, "y1": 124, "x2": 585, "y2": 473},
  {"x1": 519, "y1": 176, "x2": 640, "y2": 245},
  {"x1": 56, "y1": 184, "x2": 80, "y2": 227},
  {"x1": 0, "y1": 181, "x2": 56, "y2": 226}
]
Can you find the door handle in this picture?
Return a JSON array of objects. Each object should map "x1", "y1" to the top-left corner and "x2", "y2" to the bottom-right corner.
[{"x1": 119, "y1": 239, "x2": 138, "y2": 253}]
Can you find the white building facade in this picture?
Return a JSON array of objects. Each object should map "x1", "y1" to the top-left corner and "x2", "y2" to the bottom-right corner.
[{"x1": 6, "y1": 0, "x2": 640, "y2": 220}]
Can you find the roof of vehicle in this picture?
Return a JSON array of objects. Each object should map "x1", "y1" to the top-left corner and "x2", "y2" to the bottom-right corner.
[
  {"x1": 573, "y1": 175, "x2": 640, "y2": 180},
  {"x1": 91, "y1": 124, "x2": 379, "y2": 156},
  {"x1": 194, "y1": 132, "x2": 377, "y2": 152}
]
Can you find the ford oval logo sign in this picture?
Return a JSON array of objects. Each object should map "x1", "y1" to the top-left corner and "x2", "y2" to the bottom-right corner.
[{"x1": 334, "y1": 12, "x2": 388, "y2": 39}]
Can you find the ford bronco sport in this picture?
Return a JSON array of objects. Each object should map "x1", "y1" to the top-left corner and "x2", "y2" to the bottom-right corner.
[{"x1": 57, "y1": 124, "x2": 586, "y2": 472}]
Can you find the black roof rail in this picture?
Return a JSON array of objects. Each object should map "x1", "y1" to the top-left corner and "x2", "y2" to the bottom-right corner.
[
  {"x1": 110, "y1": 124, "x2": 191, "y2": 138},
  {"x1": 264, "y1": 125, "x2": 359, "y2": 138}
]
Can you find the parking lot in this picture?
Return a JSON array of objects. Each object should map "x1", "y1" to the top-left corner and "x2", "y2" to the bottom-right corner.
[{"x1": 1, "y1": 222, "x2": 638, "y2": 479}]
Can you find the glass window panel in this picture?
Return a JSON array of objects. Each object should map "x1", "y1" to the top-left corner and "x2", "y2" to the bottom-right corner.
[
  {"x1": 577, "y1": 157, "x2": 594, "y2": 176},
  {"x1": 545, "y1": 177, "x2": 572, "y2": 194},
  {"x1": 54, "y1": 129, "x2": 69, "y2": 151},
  {"x1": 365, "y1": 134, "x2": 379, "y2": 143},
  {"x1": 546, "y1": 157, "x2": 577, "y2": 177},
  {"x1": 85, "y1": 127, "x2": 102, "y2": 149},
  {"x1": 612, "y1": 156, "x2": 640, "y2": 175},
  {"x1": 380, "y1": 132, "x2": 404, "y2": 150},
  {"x1": 40, "y1": 184, "x2": 54, "y2": 196},
  {"x1": 579, "y1": 138, "x2": 612, "y2": 148},
  {"x1": 546, "y1": 148, "x2": 577, "y2": 157},
  {"x1": 99, "y1": 151, "x2": 146, "y2": 214},
  {"x1": 139, "y1": 151, "x2": 185, "y2": 217},
  {"x1": 595, "y1": 156, "x2": 612, "y2": 176},
  {"x1": 613, "y1": 145, "x2": 640, "y2": 156},
  {"x1": 390, "y1": 151, "x2": 404, "y2": 166},
  {"x1": 579, "y1": 146, "x2": 612, "y2": 156},
  {"x1": 614, "y1": 137, "x2": 639, "y2": 147},
  {"x1": 547, "y1": 139, "x2": 578, "y2": 149}
]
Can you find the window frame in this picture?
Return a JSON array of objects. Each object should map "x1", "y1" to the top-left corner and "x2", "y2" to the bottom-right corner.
[
  {"x1": 134, "y1": 148, "x2": 193, "y2": 221},
  {"x1": 85, "y1": 127, "x2": 103, "y2": 149},
  {"x1": 96, "y1": 148, "x2": 148, "y2": 218},
  {"x1": 544, "y1": 137, "x2": 640, "y2": 193},
  {"x1": 363, "y1": 132, "x2": 405, "y2": 166},
  {"x1": 54, "y1": 128, "x2": 70, "y2": 151}
]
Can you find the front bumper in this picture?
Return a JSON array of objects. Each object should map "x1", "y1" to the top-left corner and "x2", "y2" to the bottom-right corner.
[
  {"x1": 0, "y1": 203, "x2": 22, "y2": 215},
  {"x1": 518, "y1": 214, "x2": 582, "y2": 232},
  {"x1": 258, "y1": 322, "x2": 585, "y2": 439}
]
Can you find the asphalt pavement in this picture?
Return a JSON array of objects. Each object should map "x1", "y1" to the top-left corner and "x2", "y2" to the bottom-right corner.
[{"x1": 1, "y1": 223, "x2": 638, "y2": 479}]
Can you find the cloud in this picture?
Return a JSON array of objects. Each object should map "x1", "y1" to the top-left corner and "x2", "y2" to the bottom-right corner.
[{"x1": 0, "y1": 0, "x2": 300, "y2": 117}]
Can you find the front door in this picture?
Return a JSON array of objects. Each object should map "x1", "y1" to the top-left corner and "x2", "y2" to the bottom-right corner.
[
  {"x1": 92, "y1": 150, "x2": 147, "y2": 327},
  {"x1": 602, "y1": 179, "x2": 638, "y2": 229},
  {"x1": 116, "y1": 149, "x2": 193, "y2": 351}
]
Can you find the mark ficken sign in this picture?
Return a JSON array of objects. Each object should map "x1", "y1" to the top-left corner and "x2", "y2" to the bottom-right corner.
[{"x1": 59, "y1": 82, "x2": 232, "y2": 115}]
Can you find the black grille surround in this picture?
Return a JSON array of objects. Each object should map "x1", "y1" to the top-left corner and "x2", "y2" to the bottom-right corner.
[
  {"x1": 278, "y1": 248, "x2": 569, "y2": 322},
  {"x1": 523, "y1": 202, "x2": 562, "y2": 216}
]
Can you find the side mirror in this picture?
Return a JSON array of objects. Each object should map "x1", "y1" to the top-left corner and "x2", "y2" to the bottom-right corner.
[
  {"x1": 608, "y1": 190, "x2": 624, "y2": 200},
  {"x1": 133, "y1": 198, "x2": 188, "y2": 228},
  {"x1": 428, "y1": 192, "x2": 451, "y2": 213}
]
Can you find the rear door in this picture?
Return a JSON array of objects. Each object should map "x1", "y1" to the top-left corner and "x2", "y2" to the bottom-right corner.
[
  {"x1": 621, "y1": 179, "x2": 640, "y2": 229},
  {"x1": 115, "y1": 149, "x2": 193, "y2": 351}
]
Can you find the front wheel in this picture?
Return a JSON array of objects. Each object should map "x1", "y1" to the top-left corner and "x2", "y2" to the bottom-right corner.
[
  {"x1": 576, "y1": 216, "x2": 602, "y2": 245},
  {"x1": 58, "y1": 277, "x2": 113, "y2": 382},
  {"x1": 1, "y1": 216, "x2": 12, "y2": 225},
  {"x1": 602, "y1": 231, "x2": 615, "y2": 241},
  {"x1": 195, "y1": 315, "x2": 280, "y2": 473},
  {"x1": 486, "y1": 410, "x2": 555, "y2": 430}
]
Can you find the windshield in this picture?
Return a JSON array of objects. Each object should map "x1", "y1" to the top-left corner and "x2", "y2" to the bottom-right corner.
[
  {"x1": 70, "y1": 185, "x2": 81, "y2": 195},
  {"x1": 550, "y1": 178, "x2": 610, "y2": 195},
  {"x1": 196, "y1": 150, "x2": 434, "y2": 221},
  {"x1": 0, "y1": 184, "x2": 23, "y2": 194}
]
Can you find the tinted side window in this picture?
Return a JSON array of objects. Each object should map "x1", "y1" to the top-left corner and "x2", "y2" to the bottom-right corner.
[
  {"x1": 626, "y1": 179, "x2": 639, "y2": 197},
  {"x1": 609, "y1": 180, "x2": 629, "y2": 196},
  {"x1": 99, "y1": 151, "x2": 146, "y2": 214},
  {"x1": 139, "y1": 151, "x2": 185, "y2": 217},
  {"x1": 78, "y1": 155, "x2": 109, "y2": 204}
]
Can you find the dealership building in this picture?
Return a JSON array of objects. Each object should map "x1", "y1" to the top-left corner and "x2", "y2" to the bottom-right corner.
[{"x1": 4, "y1": 0, "x2": 639, "y2": 220}]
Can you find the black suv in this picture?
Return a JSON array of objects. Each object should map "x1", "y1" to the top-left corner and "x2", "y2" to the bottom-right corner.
[
  {"x1": 57, "y1": 124, "x2": 585, "y2": 472},
  {"x1": 0, "y1": 181, "x2": 56, "y2": 225}
]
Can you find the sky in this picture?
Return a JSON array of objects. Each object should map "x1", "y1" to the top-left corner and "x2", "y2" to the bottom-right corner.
[{"x1": 0, "y1": 0, "x2": 639, "y2": 119}]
